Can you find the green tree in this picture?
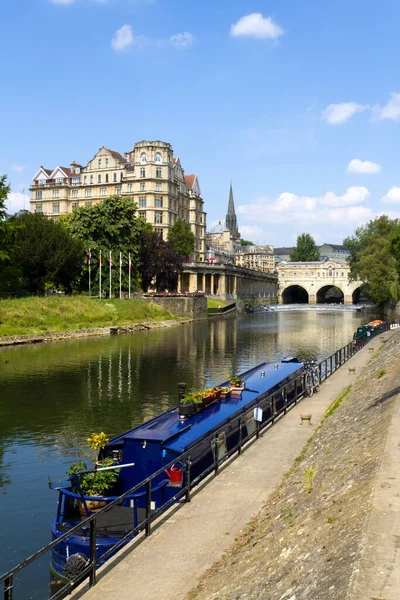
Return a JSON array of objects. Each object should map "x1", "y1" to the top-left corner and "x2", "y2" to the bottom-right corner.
[
  {"x1": 9, "y1": 212, "x2": 85, "y2": 294},
  {"x1": 0, "y1": 175, "x2": 11, "y2": 262},
  {"x1": 64, "y1": 195, "x2": 142, "y2": 293},
  {"x1": 290, "y1": 233, "x2": 320, "y2": 261},
  {"x1": 344, "y1": 215, "x2": 400, "y2": 305},
  {"x1": 240, "y1": 239, "x2": 254, "y2": 247},
  {"x1": 139, "y1": 226, "x2": 183, "y2": 292},
  {"x1": 167, "y1": 219, "x2": 195, "y2": 258}
]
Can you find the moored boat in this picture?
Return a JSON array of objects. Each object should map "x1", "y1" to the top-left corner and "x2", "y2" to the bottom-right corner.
[{"x1": 50, "y1": 358, "x2": 305, "y2": 579}]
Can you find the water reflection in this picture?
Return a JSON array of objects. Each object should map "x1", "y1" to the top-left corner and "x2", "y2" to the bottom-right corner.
[{"x1": 0, "y1": 310, "x2": 379, "y2": 597}]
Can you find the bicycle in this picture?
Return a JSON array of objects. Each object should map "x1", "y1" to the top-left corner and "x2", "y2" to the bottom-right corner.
[{"x1": 303, "y1": 361, "x2": 320, "y2": 397}]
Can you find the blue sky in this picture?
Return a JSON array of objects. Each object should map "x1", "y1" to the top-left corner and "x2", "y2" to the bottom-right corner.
[{"x1": 2, "y1": 0, "x2": 400, "y2": 246}]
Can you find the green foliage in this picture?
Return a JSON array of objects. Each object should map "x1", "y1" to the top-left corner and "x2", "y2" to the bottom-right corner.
[
  {"x1": 167, "y1": 219, "x2": 195, "y2": 257},
  {"x1": 325, "y1": 385, "x2": 352, "y2": 418},
  {"x1": 7, "y1": 212, "x2": 84, "y2": 294},
  {"x1": 378, "y1": 369, "x2": 386, "y2": 378},
  {"x1": 64, "y1": 195, "x2": 142, "y2": 293},
  {"x1": 304, "y1": 466, "x2": 316, "y2": 492},
  {"x1": 0, "y1": 174, "x2": 10, "y2": 220},
  {"x1": 240, "y1": 239, "x2": 254, "y2": 247},
  {"x1": 290, "y1": 233, "x2": 320, "y2": 261},
  {"x1": 344, "y1": 216, "x2": 400, "y2": 305},
  {"x1": 229, "y1": 376, "x2": 243, "y2": 385},
  {"x1": 0, "y1": 174, "x2": 11, "y2": 262},
  {"x1": 67, "y1": 457, "x2": 120, "y2": 496},
  {"x1": 139, "y1": 228, "x2": 182, "y2": 292},
  {"x1": 0, "y1": 266, "x2": 28, "y2": 296}
]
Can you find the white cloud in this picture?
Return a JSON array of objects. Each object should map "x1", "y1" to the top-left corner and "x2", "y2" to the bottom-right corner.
[
  {"x1": 347, "y1": 159, "x2": 381, "y2": 174},
  {"x1": 236, "y1": 186, "x2": 372, "y2": 227},
  {"x1": 320, "y1": 186, "x2": 370, "y2": 208},
  {"x1": 230, "y1": 13, "x2": 283, "y2": 40},
  {"x1": 321, "y1": 102, "x2": 366, "y2": 125},
  {"x1": 112, "y1": 24, "x2": 134, "y2": 51},
  {"x1": 374, "y1": 92, "x2": 400, "y2": 121},
  {"x1": 6, "y1": 192, "x2": 30, "y2": 214},
  {"x1": 11, "y1": 164, "x2": 25, "y2": 173},
  {"x1": 239, "y1": 225, "x2": 263, "y2": 238},
  {"x1": 169, "y1": 32, "x2": 194, "y2": 48},
  {"x1": 111, "y1": 25, "x2": 194, "y2": 51},
  {"x1": 381, "y1": 187, "x2": 400, "y2": 204}
]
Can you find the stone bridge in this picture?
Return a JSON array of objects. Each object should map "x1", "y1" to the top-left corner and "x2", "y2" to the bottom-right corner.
[{"x1": 277, "y1": 260, "x2": 362, "y2": 305}]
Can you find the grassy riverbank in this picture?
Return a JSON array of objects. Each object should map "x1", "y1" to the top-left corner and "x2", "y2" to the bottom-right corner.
[{"x1": 0, "y1": 296, "x2": 176, "y2": 337}]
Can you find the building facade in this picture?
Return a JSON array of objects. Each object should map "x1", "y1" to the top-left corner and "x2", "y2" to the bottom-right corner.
[
  {"x1": 29, "y1": 141, "x2": 207, "y2": 261},
  {"x1": 235, "y1": 245, "x2": 275, "y2": 272}
]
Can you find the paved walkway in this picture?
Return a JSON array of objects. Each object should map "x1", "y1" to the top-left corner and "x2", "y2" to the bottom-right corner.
[{"x1": 72, "y1": 336, "x2": 392, "y2": 600}]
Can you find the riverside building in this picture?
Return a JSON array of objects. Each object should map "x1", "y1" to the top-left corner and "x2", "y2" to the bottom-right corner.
[{"x1": 29, "y1": 141, "x2": 207, "y2": 261}]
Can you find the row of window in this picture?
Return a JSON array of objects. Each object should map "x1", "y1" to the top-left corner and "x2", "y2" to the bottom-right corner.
[
  {"x1": 140, "y1": 152, "x2": 162, "y2": 164},
  {"x1": 138, "y1": 196, "x2": 164, "y2": 208}
]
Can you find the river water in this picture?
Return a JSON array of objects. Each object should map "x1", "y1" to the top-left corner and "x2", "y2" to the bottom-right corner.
[{"x1": 0, "y1": 310, "x2": 377, "y2": 598}]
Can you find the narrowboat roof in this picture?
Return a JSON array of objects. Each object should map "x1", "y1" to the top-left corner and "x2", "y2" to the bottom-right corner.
[{"x1": 108, "y1": 361, "x2": 303, "y2": 453}]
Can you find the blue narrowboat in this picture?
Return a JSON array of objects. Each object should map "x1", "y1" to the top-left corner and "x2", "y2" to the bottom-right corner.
[{"x1": 50, "y1": 358, "x2": 304, "y2": 579}]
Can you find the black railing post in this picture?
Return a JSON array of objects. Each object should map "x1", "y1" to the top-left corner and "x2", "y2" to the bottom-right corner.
[
  {"x1": 4, "y1": 576, "x2": 13, "y2": 600},
  {"x1": 214, "y1": 436, "x2": 219, "y2": 475},
  {"x1": 185, "y1": 454, "x2": 191, "y2": 503},
  {"x1": 283, "y1": 387, "x2": 288, "y2": 415},
  {"x1": 238, "y1": 416, "x2": 243, "y2": 455},
  {"x1": 145, "y1": 480, "x2": 152, "y2": 537},
  {"x1": 89, "y1": 519, "x2": 97, "y2": 587},
  {"x1": 256, "y1": 409, "x2": 260, "y2": 439},
  {"x1": 330, "y1": 355, "x2": 333, "y2": 375},
  {"x1": 294, "y1": 378, "x2": 298, "y2": 404},
  {"x1": 271, "y1": 396, "x2": 276, "y2": 425}
]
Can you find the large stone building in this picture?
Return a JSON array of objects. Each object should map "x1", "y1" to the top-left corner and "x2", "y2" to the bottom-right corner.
[
  {"x1": 29, "y1": 141, "x2": 207, "y2": 261},
  {"x1": 235, "y1": 245, "x2": 275, "y2": 272}
]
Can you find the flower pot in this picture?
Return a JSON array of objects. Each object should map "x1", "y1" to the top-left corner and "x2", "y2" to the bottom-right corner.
[
  {"x1": 179, "y1": 404, "x2": 198, "y2": 417},
  {"x1": 201, "y1": 395, "x2": 216, "y2": 409},
  {"x1": 78, "y1": 499, "x2": 107, "y2": 517}
]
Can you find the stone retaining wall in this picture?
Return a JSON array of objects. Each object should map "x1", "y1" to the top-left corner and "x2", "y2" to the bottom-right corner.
[{"x1": 142, "y1": 296, "x2": 208, "y2": 319}]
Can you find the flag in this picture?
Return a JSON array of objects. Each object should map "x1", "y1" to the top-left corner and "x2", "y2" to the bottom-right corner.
[
  {"x1": 88, "y1": 249, "x2": 92, "y2": 265},
  {"x1": 99, "y1": 255, "x2": 102, "y2": 266},
  {"x1": 129, "y1": 255, "x2": 132, "y2": 270},
  {"x1": 110, "y1": 253, "x2": 113, "y2": 266}
]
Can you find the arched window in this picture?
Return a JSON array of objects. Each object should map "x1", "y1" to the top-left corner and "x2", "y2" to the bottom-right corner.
[
  {"x1": 141, "y1": 152, "x2": 147, "y2": 164},
  {"x1": 155, "y1": 152, "x2": 161, "y2": 163}
]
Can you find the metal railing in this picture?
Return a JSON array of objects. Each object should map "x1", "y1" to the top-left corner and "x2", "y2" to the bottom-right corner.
[
  {"x1": 2, "y1": 318, "x2": 399, "y2": 599},
  {"x1": 208, "y1": 302, "x2": 236, "y2": 314}
]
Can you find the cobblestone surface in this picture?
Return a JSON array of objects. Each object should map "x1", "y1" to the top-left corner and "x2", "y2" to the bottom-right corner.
[{"x1": 187, "y1": 333, "x2": 400, "y2": 600}]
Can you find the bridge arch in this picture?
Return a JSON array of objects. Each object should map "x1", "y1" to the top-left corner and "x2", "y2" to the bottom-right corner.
[
  {"x1": 316, "y1": 285, "x2": 344, "y2": 304},
  {"x1": 281, "y1": 285, "x2": 309, "y2": 304},
  {"x1": 352, "y1": 287, "x2": 362, "y2": 304}
]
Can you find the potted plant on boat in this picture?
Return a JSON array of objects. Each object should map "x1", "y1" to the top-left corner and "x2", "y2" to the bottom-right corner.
[
  {"x1": 179, "y1": 391, "x2": 203, "y2": 417},
  {"x1": 67, "y1": 432, "x2": 120, "y2": 515},
  {"x1": 220, "y1": 386, "x2": 232, "y2": 399},
  {"x1": 201, "y1": 387, "x2": 219, "y2": 408},
  {"x1": 230, "y1": 376, "x2": 243, "y2": 388}
]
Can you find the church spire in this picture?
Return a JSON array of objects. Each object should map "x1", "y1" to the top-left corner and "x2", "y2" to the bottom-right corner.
[{"x1": 225, "y1": 183, "x2": 240, "y2": 239}]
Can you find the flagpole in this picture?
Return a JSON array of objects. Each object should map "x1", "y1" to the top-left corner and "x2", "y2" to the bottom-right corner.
[
  {"x1": 119, "y1": 252, "x2": 122, "y2": 299},
  {"x1": 89, "y1": 249, "x2": 91, "y2": 298},
  {"x1": 109, "y1": 251, "x2": 112, "y2": 299},
  {"x1": 99, "y1": 250, "x2": 102, "y2": 299},
  {"x1": 128, "y1": 252, "x2": 131, "y2": 299}
]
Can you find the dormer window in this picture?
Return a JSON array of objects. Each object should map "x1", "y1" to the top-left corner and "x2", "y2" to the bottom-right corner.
[
  {"x1": 141, "y1": 152, "x2": 147, "y2": 164},
  {"x1": 39, "y1": 179, "x2": 46, "y2": 185},
  {"x1": 155, "y1": 152, "x2": 161, "y2": 163},
  {"x1": 56, "y1": 177, "x2": 63, "y2": 184},
  {"x1": 76, "y1": 167, "x2": 80, "y2": 174}
]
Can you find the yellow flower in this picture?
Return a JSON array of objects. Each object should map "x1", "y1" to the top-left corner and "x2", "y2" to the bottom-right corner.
[{"x1": 87, "y1": 432, "x2": 109, "y2": 450}]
